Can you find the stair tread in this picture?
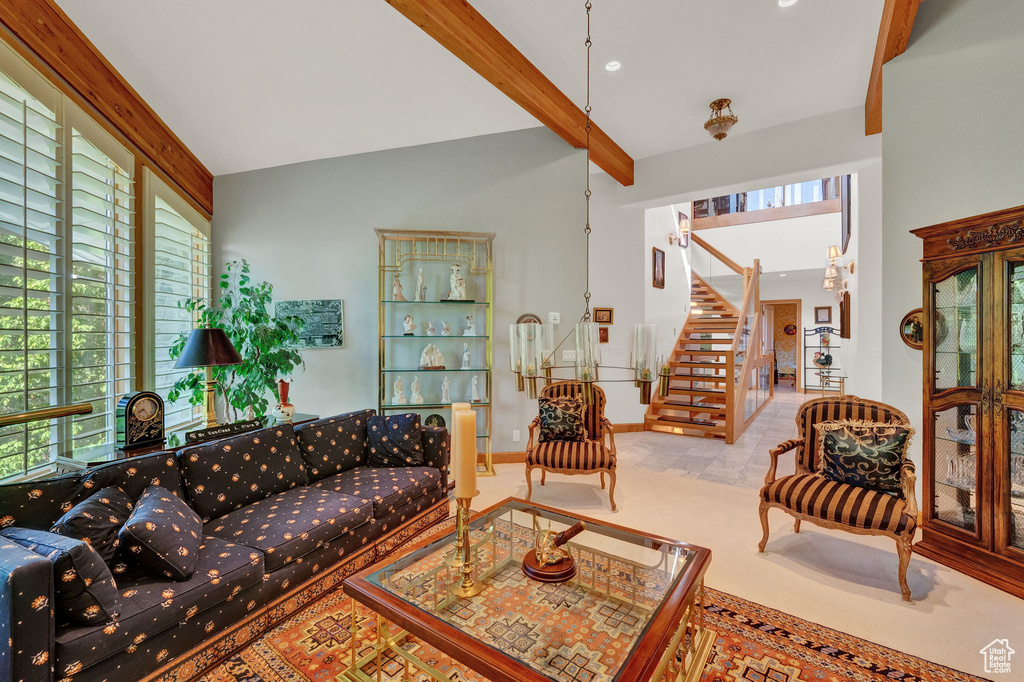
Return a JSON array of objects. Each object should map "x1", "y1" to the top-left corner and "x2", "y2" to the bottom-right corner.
[{"x1": 649, "y1": 414, "x2": 724, "y2": 428}]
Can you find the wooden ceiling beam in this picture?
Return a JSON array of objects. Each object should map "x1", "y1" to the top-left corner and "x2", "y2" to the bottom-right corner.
[
  {"x1": 0, "y1": 0, "x2": 214, "y2": 215},
  {"x1": 384, "y1": 0, "x2": 635, "y2": 186},
  {"x1": 865, "y1": 0, "x2": 922, "y2": 136}
]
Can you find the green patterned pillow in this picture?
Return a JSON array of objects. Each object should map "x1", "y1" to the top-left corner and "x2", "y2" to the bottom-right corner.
[
  {"x1": 814, "y1": 420, "x2": 914, "y2": 494},
  {"x1": 538, "y1": 396, "x2": 588, "y2": 443}
]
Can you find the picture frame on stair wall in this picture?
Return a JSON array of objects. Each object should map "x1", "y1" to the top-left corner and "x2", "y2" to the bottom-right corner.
[
  {"x1": 653, "y1": 247, "x2": 665, "y2": 289},
  {"x1": 594, "y1": 308, "x2": 613, "y2": 324}
]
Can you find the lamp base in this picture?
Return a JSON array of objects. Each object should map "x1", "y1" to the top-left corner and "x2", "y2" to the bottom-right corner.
[{"x1": 448, "y1": 578, "x2": 486, "y2": 598}]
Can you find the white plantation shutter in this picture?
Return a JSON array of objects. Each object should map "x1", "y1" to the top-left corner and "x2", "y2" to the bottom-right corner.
[
  {"x1": 150, "y1": 178, "x2": 210, "y2": 428},
  {"x1": 0, "y1": 66, "x2": 63, "y2": 477}
]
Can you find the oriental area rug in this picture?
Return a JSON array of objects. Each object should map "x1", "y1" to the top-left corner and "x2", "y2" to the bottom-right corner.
[{"x1": 197, "y1": 518, "x2": 987, "y2": 682}]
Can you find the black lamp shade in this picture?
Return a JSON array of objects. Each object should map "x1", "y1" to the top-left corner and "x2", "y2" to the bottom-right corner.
[{"x1": 174, "y1": 327, "x2": 243, "y2": 368}]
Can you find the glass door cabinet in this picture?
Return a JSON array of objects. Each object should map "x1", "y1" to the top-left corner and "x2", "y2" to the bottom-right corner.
[{"x1": 914, "y1": 205, "x2": 1024, "y2": 599}]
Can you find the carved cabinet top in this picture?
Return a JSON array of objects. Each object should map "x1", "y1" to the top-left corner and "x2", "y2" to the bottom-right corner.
[{"x1": 913, "y1": 205, "x2": 1024, "y2": 261}]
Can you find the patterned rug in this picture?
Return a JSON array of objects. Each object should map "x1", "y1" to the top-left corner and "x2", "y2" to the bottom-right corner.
[{"x1": 197, "y1": 519, "x2": 987, "y2": 682}]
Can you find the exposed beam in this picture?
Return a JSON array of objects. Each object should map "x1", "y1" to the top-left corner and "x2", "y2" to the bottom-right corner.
[
  {"x1": 384, "y1": 0, "x2": 634, "y2": 186},
  {"x1": 692, "y1": 199, "x2": 841, "y2": 231},
  {"x1": 0, "y1": 0, "x2": 214, "y2": 215},
  {"x1": 865, "y1": 0, "x2": 922, "y2": 136}
]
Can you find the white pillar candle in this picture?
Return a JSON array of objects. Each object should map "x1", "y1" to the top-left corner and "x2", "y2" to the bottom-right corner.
[
  {"x1": 449, "y1": 402, "x2": 470, "y2": 469},
  {"x1": 453, "y1": 408, "x2": 477, "y2": 499}
]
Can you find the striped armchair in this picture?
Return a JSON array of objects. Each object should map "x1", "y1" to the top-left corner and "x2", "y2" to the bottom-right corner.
[
  {"x1": 758, "y1": 395, "x2": 918, "y2": 601},
  {"x1": 526, "y1": 381, "x2": 617, "y2": 512}
]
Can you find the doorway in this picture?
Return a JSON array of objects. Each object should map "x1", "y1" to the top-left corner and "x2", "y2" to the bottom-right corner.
[{"x1": 763, "y1": 298, "x2": 801, "y2": 391}]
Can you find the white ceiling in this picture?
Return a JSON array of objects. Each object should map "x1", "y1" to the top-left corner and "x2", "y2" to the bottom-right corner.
[{"x1": 55, "y1": 0, "x2": 883, "y2": 177}]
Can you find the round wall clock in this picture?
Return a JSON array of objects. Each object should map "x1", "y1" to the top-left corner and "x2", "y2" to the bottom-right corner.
[{"x1": 116, "y1": 391, "x2": 166, "y2": 450}]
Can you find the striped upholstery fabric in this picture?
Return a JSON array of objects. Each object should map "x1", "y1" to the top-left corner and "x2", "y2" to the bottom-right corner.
[
  {"x1": 527, "y1": 440, "x2": 612, "y2": 471},
  {"x1": 797, "y1": 397, "x2": 910, "y2": 471},
  {"x1": 541, "y1": 381, "x2": 606, "y2": 441},
  {"x1": 762, "y1": 474, "x2": 916, "y2": 534}
]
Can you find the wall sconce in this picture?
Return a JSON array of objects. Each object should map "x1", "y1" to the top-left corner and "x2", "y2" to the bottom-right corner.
[
  {"x1": 822, "y1": 277, "x2": 836, "y2": 291},
  {"x1": 823, "y1": 244, "x2": 854, "y2": 292}
]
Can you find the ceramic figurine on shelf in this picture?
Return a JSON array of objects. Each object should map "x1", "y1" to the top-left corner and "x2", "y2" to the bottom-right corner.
[
  {"x1": 415, "y1": 268, "x2": 427, "y2": 302},
  {"x1": 461, "y1": 343, "x2": 471, "y2": 369},
  {"x1": 441, "y1": 376, "x2": 452, "y2": 404},
  {"x1": 464, "y1": 315, "x2": 477, "y2": 336},
  {"x1": 403, "y1": 315, "x2": 417, "y2": 335},
  {"x1": 471, "y1": 374, "x2": 481, "y2": 402},
  {"x1": 411, "y1": 376, "x2": 424, "y2": 405},
  {"x1": 448, "y1": 263, "x2": 467, "y2": 300},
  {"x1": 392, "y1": 274, "x2": 407, "y2": 301},
  {"x1": 420, "y1": 343, "x2": 445, "y2": 369},
  {"x1": 272, "y1": 379, "x2": 296, "y2": 423},
  {"x1": 441, "y1": 321, "x2": 453, "y2": 336},
  {"x1": 392, "y1": 376, "x2": 407, "y2": 404},
  {"x1": 426, "y1": 320, "x2": 436, "y2": 336}
]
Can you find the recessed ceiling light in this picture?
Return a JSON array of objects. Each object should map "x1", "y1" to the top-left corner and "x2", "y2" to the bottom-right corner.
[
  {"x1": 605, "y1": 61, "x2": 621, "y2": 72},
  {"x1": 779, "y1": 273, "x2": 788, "y2": 277},
  {"x1": 778, "y1": 0, "x2": 798, "y2": 6}
]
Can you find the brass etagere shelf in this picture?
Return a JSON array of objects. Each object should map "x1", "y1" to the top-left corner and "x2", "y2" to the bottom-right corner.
[{"x1": 376, "y1": 229, "x2": 496, "y2": 475}]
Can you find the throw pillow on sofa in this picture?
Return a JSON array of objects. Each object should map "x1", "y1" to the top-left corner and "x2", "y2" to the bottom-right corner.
[
  {"x1": 294, "y1": 409, "x2": 373, "y2": 481},
  {"x1": 0, "y1": 527, "x2": 121, "y2": 625},
  {"x1": 814, "y1": 420, "x2": 914, "y2": 494},
  {"x1": 367, "y1": 413, "x2": 424, "y2": 467},
  {"x1": 538, "y1": 395, "x2": 588, "y2": 443},
  {"x1": 51, "y1": 485, "x2": 134, "y2": 563},
  {"x1": 118, "y1": 485, "x2": 203, "y2": 581}
]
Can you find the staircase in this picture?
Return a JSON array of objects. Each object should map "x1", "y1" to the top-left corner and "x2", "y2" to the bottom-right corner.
[{"x1": 645, "y1": 272, "x2": 738, "y2": 439}]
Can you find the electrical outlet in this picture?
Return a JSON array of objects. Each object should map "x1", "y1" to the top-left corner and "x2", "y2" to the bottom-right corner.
[
  {"x1": 563, "y1": 349, "x2": 577, "y2": 362},
  {"x1": 512, "y1": 429, "x2": 521, "y2": 442},
  {"x1": 548, "y1": 312, "x2": 561, "y2": 324}
]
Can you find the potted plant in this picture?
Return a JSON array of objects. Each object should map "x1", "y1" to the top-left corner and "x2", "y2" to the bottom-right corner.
[{"x1": 168, "y1": 259, "x2": 305, "y2": 424}]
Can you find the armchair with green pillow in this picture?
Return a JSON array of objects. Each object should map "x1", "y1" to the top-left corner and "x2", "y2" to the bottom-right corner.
[
  {"x1": 757, "y1": 395, "x2": 919, "y2": 601},
  {"x1": 525, "y1": 380, "x2": 618, "y2": 512}
]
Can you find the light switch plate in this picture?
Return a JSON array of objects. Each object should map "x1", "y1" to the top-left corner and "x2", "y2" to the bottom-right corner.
[
  {"x1": 548, "y1": 312, "x2": 561, "y2": 324},
  {"x1": 512, "y1": 429, "x2": 521, "y2": 442},
  {"x1": 563, "y1": 350, "x2": 577, "y2": 362}
]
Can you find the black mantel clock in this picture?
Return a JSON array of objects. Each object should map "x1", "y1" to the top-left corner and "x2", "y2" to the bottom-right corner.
[{"x1": 116, "y1": 391, "x2": 166, "y2": 451}]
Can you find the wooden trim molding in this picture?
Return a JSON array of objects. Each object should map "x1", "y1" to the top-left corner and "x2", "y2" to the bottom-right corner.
[
  {"x1": 383, "y1": 0, "x2": 634, "y2": 187},
  {"x1": 865, "y1": 0, "x2": 922, "y2": 136},
  {"x1": 693, "y1": 199, "x2": 841, "y2": 231},
  {"x1": 0, "y1": 0, "x2": 214, "y2": 214}
]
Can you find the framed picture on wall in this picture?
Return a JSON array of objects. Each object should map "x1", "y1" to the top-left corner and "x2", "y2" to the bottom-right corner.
[
  {"x1": 594, "y1": 308, "x2": 614, "y2": 324},
  {"x1": 814, "y1": 306, "x2": 832, "y2": 324},
  {"x1": 839, "y1": 291, "x2": 851, "y2": 339},
  {"x1": 840, "y1": 174, "x2": 852, "y2": 254},
  {"x1": 677, "y1": 211, "x2": 690, "y2": 248},
  {"x1": 652, "y1": 247, "x2": 665, "y2": 289},
  {"x1": 598, "y1": 326, "x2": 609, "y2": 343}
]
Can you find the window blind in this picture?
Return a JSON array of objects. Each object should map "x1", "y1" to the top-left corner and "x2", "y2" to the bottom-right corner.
[{"x1": 152, "y1": 194, "x2": 209, "y2": 428}]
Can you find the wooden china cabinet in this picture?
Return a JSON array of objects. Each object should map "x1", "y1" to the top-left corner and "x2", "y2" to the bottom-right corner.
[{"x1": 913, "y1": 204, "x2": 1024, "y2": 599}]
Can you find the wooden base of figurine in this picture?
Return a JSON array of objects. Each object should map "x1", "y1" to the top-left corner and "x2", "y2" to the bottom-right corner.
[
  {"x1": 522, "y1": 552, "x2": 577, "y2": 583},
  {"x1": 418, "y1": 365, "x2": 446, "y2": 370}
]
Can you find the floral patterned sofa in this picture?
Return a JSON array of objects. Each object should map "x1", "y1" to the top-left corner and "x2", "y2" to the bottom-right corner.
[{"x1": 0, "y1": 409, "x2": 450, "y2": 682}]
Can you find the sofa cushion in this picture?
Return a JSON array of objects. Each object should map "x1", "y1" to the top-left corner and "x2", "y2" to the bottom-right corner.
[
  {"x1": 203, "y1": 487, "x2": 372, "y2": 572},
  {"x1": 761, "y1": 474, "x2": 916, "y2": 534},
  {"x1": 118, "y1": 486, "x2": 203, "y2": 581},
  {"x1": 179, "y1": 426, "x2": 308, "y2": 521},
  {"x1": 538, "y1": 395, "x2": 588, "y2": 443},
  {"x1": 527, "y1": 440, "x2": 613, "y2": 471},
  {"x1": 814, "y1": 420, "x2": 913, "y2": 494},
  {"x1": 294, "y1": 409, "x2": 373, "y2": 481},
  {"x1": 313, "y1": 466, "x2": 442, "y2": 519},
  {"x1": 367, "y1": 413, "x2": 424, "y2": 467},
  {"x1": 53, "y1": 535, "x2": 264, "y2": 675},
  {"x1": 1, "y1": 527, "x2": 122, "y2": 625},
  {"x1": 51, "y1": 486, "x2": 134, "y2": 563},
  {"x1": 83, "y1": 452, "x2": 186, "y2": 502}
]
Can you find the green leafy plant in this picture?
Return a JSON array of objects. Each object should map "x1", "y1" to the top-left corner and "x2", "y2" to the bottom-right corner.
[{"x1": 167, "y1": 259, "x2": 305, "y2": 423}]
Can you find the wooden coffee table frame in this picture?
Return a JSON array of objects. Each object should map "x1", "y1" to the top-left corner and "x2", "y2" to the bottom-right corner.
[{"x1": 340, "y1": 497, "x2": 714, "y2": 682}]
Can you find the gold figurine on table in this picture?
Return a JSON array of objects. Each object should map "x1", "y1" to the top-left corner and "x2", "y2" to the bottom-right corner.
[{"x1": 522, "y1": 521, "x2": 586, "y2": 583}]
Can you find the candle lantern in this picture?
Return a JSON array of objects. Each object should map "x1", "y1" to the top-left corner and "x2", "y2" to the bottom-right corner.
[
  {"x1": 575, "y1": 322, "x2": 601, "y2": 404},
  {"x1": 514, "y1": 323, "x2": 550, "y2": 400},
  {"x1": 633, "y1": 324, "x2": 658, "y2": 404},
  {"x1": 658, "y1": 354, "x2": 671, "y2": 398},
  {"x1": 509, "y1": 326, "x2": 525, "y2": 392}
]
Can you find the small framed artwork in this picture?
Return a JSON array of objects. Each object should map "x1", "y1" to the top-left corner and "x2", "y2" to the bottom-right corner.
[
  {"x1": 900, "y1": 308, "x2": 924, "y2": 350},
  {"x1": 594, "y1": 308, "x2": 614, "y2": 325},
  {"x1": 598, "y1": 326, "x2": 609, "y2": 343},
  {"x1": 814, "y1": 306, "x2": 832, "y2": 324},
  {"x1": 839, "y1": 291, "x2": 851, "y2": 339},
  {"x1": 677, "y1": 211, "x2": 690, "y2": 248},
  {"x1": 652, "y1": 247, "x2": 665, "y2": 289}
]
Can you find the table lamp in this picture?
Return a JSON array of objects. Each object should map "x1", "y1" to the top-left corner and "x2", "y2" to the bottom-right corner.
[{"x1": 174, "y1": 327, "x2": 243, "y2": 428}]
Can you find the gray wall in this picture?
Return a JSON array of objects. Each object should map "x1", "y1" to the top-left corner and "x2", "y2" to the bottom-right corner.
[
  {"x1": 882, "y1": 0, "x2": 1024, "y2": 452},
  {"x1": 213, "y1": 127, "x2": 586, "y2": 452}
]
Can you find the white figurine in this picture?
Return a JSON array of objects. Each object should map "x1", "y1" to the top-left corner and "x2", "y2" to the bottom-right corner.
[
  {"x1": 464, "y1": 314, "x2": 477, "y2": 336},
  {"x1": 471, "y1": 374, "x2": 481, "y2": 402},
  {"x1": 441, "y1": 376, "x2": 452, "y2": 404},
  {"x1": 415, "y1": 268, "x2": 426, "y2": 302},
  {"x1": 410, "y1": 376, "x2": 424, "y2": 404},
  {"x1": 441, "y1": 321, "x2": 453, "y2": 336},
  {"x1": 403, "y1": 315, "x2": 417, "y2": 335},
  {"x1": 431, "y1": 344, "x2": 445, "y2": 367},
  {"x1": 448, "y1": 263, "x2": 467, "y2": 300},
  {"x1": 392, "y1": 274, "x2": 407, "y2": 301},
  {"x1": 392, "y1": 376, "x2": 406, "y2": 404},
  {"x1": 426, "y1": 320, "x2": 436, "y2": 336},
  {"x1": 461, "y1": 343, "x2": 471, "y2": 369},
  {"x1": 420, "y1": 343, "x2": 445, "y2": 368}
]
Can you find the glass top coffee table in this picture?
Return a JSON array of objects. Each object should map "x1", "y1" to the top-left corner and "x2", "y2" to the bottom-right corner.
[{"x1": 340, "y1": 497, "x2": 713, "y2": 682}]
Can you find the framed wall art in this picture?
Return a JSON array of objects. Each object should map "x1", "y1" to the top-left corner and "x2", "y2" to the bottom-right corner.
[
  {"x1": 598, "y1": 326, "x2": 609, "y2": 343},
  {"x1": 594, "y1": 308, "x2": 614, "y2": 324},
  {"x1": 677, "y1": 211, "x2": 690, "y2": 248},
  {"x1": 900, "y1": 308, "x2": 924, "y2": 350},
  {"x1": 814, "y1": 306, "x2": 832, "y2": 325},
  {"x1": 652, "y1": 247, "x2": 665, "y2": 289},
  {"x1": 275, "y1": 299, "x2": 344, "y2": 348}
]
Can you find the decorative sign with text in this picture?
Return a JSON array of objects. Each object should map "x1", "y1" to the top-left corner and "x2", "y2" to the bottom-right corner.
[{"x1": 275, "y1": 299, "x2": 344, "y2": 348}]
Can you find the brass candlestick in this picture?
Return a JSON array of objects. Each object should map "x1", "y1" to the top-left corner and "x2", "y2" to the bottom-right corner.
[
  {"x1": 448, "y1": 495, "x2": 484, "y2": 598},
  {"x1": 444, "y1": 497, "x2": 467, "y2": 568}
]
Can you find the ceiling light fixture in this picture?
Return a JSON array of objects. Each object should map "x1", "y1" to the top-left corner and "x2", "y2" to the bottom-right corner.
[
  {"x1": 779, "y1": 273, "x2": 787, "y2": 277},
  {"x1": 778, "y1": 0, "x2": 798, "y2": 7},
  {"x1": 704, "y1": 98, "x2": 739, "y2": 141},
  {"x1": 605, "y1": 61, "x2": 621, "y2": 72}
]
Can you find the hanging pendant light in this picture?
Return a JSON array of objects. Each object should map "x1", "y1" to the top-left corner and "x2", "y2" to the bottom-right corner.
[{"x1": 705, "y1": 99, "x2": 739, "y2": 141}]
